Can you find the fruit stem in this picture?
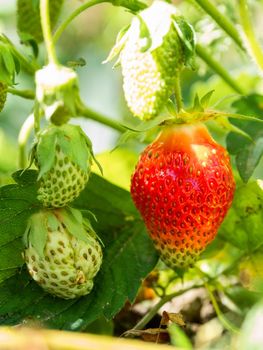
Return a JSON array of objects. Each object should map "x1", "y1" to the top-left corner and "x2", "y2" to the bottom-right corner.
[
  {"x1": 18, "y1": 114, "x2": 34, "y2": 168},
  {"x1": 53, "y1": 0, "x2": 147, "y2": 43},
  {"x1": 40, "y1": 0, "x2": 59, "y2": 64},
  {"x1": 7, "y1": 88, "x2": 35, "y2": 100},
  {"x1": 76, "y1": 101, "x2": 126, "y2": 133},
  {"x1": 129, "y1": 283, "x2": 204, "y2": 332},
  {"x1": 34, "y1": 102, "x2": 41, "y2": 134},
  {"x1": 174, "y1": 75, "x2": 183, "y2": 112},
  {"x1": 53, "y1": 0, "x2": 105, "y2": 43},
  {"x1": 205, "y1": 284, "x2": 240, "y2": 334},
  {"x1": 192, "y1": 0, "x2": 244, "y2": 51},
  {"x1": 196, "y1": 45, "x2": 245, "y2": 94},
  {"x1": 238, "y1": 0, "x2": 263, "y2": 73}
]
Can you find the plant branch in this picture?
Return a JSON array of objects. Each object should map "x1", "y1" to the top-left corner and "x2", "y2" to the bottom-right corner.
[
  {"x1": 40, "y1": 0, "x2": 58, "y2": 64},
  {"x1": 130, "y1": 283, "x2": 204, "y2": 331},
  {"x1": 53, "y1": 0, "x2": 147, "y2": 43},
  {"x1": 238, "y1": 0, "x2": 263, "y2": 73},
  {"x1": 7, "y1": 88, "x2": 35, "y2": 100},
  {"x1": 77, "y1": 102, "x2": 126, "y2": 133},
  {"x1": 18, "y1": 114, "x2": 35, "y2": 168},
  {"x1": 53, "y1": 0, "x2": 105, "y2": 43},
  {"x1": 192, "y1": 0, "x2": 244, "y2": 50},
  {"x1": 196, "y1": 44, "x2": 245, "y2": 94},
  {"x1": 205, "y1": 284, "x2": 240, "y2": 334}
]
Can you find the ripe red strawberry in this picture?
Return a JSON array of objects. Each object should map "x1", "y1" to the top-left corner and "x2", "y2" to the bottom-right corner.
[{"x1": 131, "y1": 123, "x2": 235, "y2": 269}]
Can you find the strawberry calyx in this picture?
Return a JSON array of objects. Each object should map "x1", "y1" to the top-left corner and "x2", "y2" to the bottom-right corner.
[
  {"x1": 23, "y1": 207, "x2": 101, "y2": 257},
  {"x1": 31, "y1": 124, "x2": 94, "y2": 179},
  {"x1": 105, "y1": 1, "x2": 195, "y2": 70}
]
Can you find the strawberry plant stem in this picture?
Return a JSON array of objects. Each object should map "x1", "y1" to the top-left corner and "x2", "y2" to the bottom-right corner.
[
  {"x1": 18, "y1": 114, "x2": 34, "y2": 168},
  {"x1": 131, "y1": 283, "x2": 204, "y2": 332},
  {"x1": 7, "y1": 88, "x2": 35, "y2": 100},
  {"x1": 238, "y1": 0, "x2": 263, "y2": 73},
  {"x1": 196, "y1": 45, "x2": 245, "y2": 94},
  {"x1": 192, "y1": 0, "x2": 244, "y2": 51},
  {"x1": 77, "y1": 102, "x2": 126, "y2": 132},
  {"x1": 205, "y1": 284, "x2": 240, "y2": 334},
  {"x1": 53, "y1": 0, "x2": 105, "y2": 44},
  {"x1": 53, "y1": 0, "x2": 147, "y2": 43},
  {"x1": 174, "y1": 75, "x2": 183, "y2": 112},
  {"x1": 34, "y1": 102, "x2": 41, "y2": 134},
  {"x1": 40, "y1": 0, "x2": 58, "y2": 64}
]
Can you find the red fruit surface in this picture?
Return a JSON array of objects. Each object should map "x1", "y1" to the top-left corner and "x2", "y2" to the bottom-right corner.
[{"x1": 131, "y1": 123, "x2": 235, "y2": 269}]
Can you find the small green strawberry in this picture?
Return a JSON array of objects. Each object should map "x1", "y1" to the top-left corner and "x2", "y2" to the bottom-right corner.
[
  {"x1": 31, "y1": 124, "x2": 99, "y2": 208},
  {"x1": 23, "y1": 207, "x2": 103, "y2": 299},
  {"x1": 105, "y1": 0, "x2": 195, "y2": 120},
  {"x1": 0, "y1": 83, "x2": 7, "y2": 112},
  {"x1": 17, "y1": 0, "x2": 64, "y2": 44}
]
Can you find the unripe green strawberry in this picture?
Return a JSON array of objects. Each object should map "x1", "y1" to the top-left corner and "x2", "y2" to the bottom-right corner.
[
  {"x1": 23, "y1": 208, "x2": 103, "y2": 299},
  {"x1": 17, "y1": 0, "x2": 64, "y2": 43},
  {"x1": 118, "y1": 1, "x2": 195, "y2": 120},
  {"x1": 131, "y1": 123, "x2": 235, "y2": 269},
  {"x1": 32, "y1": 124, "x2": 97, "y2": 208},
  {"x1": 0, "y1": 82, "x2": 7, "y2": 112}
]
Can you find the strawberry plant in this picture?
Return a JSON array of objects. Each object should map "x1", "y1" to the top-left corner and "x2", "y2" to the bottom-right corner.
[{"x1": 0, "y1": 0, "x2": 262, "y2": 349}]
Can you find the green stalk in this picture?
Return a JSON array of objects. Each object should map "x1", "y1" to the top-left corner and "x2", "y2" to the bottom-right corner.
[
  {"x1": 130, "y1": 283, "x2": 204, "y2": 332},
  {"x1": 18, "y1": 114, "x2": 35, "y2": 168},
  {"x1": 40, "y1": 0, "x2": 58, "y2": 64},
  {"x1": 53, "y1": 0, "x2": 147, "y2": 43},
  {"x1": 196, "y1": 44, "x2": 245, "y2": 94},
  {"x1": 192, "y1": 0, "x2": 244, "y2": 50},
  {"x1": 238, "y1": 0, "x2": 263, "y2": 72},
  {"x1": 174, "y1": 75, "x2": 183, "y2": 112},
  {"x1": 53, "y1": 0, "x2": 105, "y2": 43},
  {"x1": 34, "y1": 102, "x2": 41, "y2": 134},
  {"x1": 77, "y1": 102, "x2": 126, "y2": 133},
  {"x1": 205, "y1": 284, "x2": 240, "y2": 334},
  {"x1": 7, "y1": 88, "x2": 35, "y2": 100}
]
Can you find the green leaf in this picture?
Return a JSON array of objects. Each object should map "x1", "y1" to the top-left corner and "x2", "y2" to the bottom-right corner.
[
  {"x1": 17, "y1": 0, "x2": 65, "y2": 44},
  {"x1": 0, "y1": 175, "x2": 40, "y2": 283},
  {"x1": 60, "y1": 208, "x2": 94, "y2": 245},
  {"x1": 218, "y1": 180, "x2": 263, "y2": 252},
  {"x1": 110, "y1": 0, "x2": 147, "y2": 12},
  {"x1": 200, "y1": 90, "x2": 215, "y2": 108},
  {"x1": 227, "y1": 94, "x2": 263, "y2": 182},
  {"x1": 224, "y1": 286, "x2": 261, "y2": 315},
  {"x1": 47, "y1": 213, "x2": 60, "y2": 232},
  {"x1": 103, "y1": 25, "x2": 130, "y2": 64},
  {"x1": 12, "y1": 169, "x2": 38, "y2": 185},
  {"x1": 0, "y1": 172, "x2": 158, "y2": 329},
  {"x1": 1, "y1": 46, "x2": 15, "y2": 76},
  {"x1": 172, "y1": 16, "x2": 196, "y2": 69},
  {"x1": 169, "y1": 324, "x2": 193, "y2": 349},
  {"x1": 137, "y1": 15, "x2": 152, "y2": 52}
]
